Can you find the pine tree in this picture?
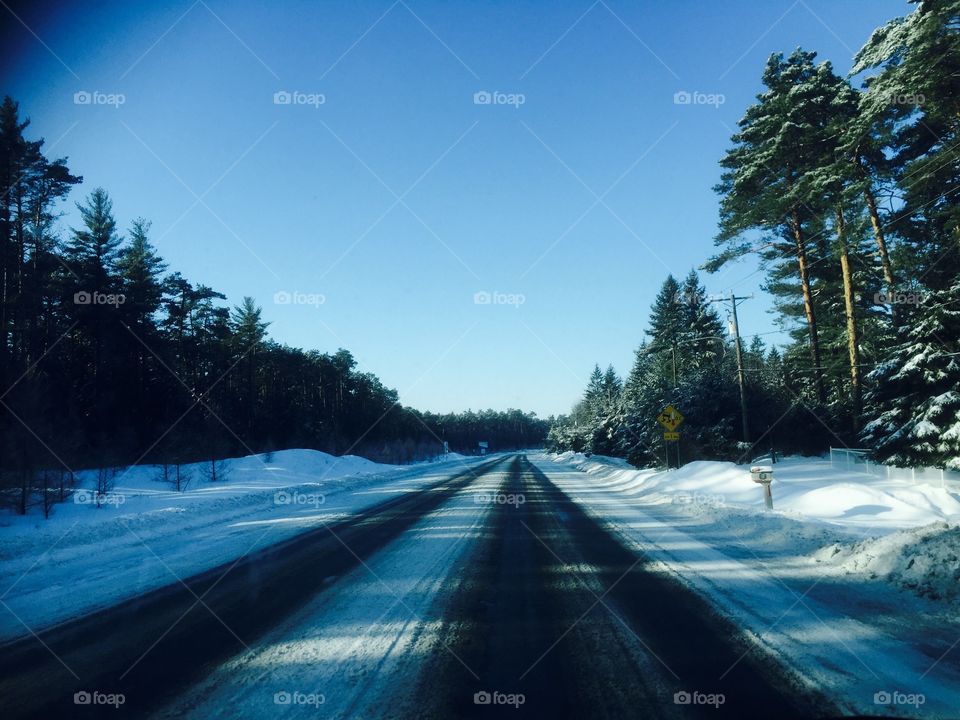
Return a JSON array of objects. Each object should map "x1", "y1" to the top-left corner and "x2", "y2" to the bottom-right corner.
[
  {"x1": 647, "y1": 275, "x2": 685, "y2": 386},
  {"x1": 710, "y1": 49, "x2": 844, "y2": 403},
  {"x1": 63, "y1": 189, "x2": 126, "y2": 459},
  {"x1": 230, "y1": 297, "x2": 270, "y2": 440},
  {"x1": 583, "y1": 364, "x2": 605, "y2": 416},
  {"x1": 0, "y1": 96, "x2": 80, "y2": 379},
  {"x1": 862, "y1": 279, "x2": 960, "y2": 469},
  {"x1": 842, "y1": 77, "x2": 900, "y2": 325},
  {"x1": 117, "y1": 219, "x2": 166, "y2": 332},
  {"x1": 116, "y1": 218, "x2": 168, "y2": 447},
  {"x1": 853, "y1": 0, "x2": 960, "y2": 292},
  {"x1": 679, "y1": 269, "x2": 726, "y2": 367},
  {"x1": 854, "y1": 1, "x2": 960, "y2": 464},
  {"x1": 621, "y1": 344, "x2": 670, "y2": 466},
  {"x1": 65, "y1": 188, "x2": 122, "y2": 291},
  {"x1": 590, "y1": 365, "x2": 624, "y2": 455},
  {"x1": 601, "y1": 365, "x2": 622, "y2": 410},
  {"x1": 805, "y1": 65, "x2": 872, "y2": 431}
]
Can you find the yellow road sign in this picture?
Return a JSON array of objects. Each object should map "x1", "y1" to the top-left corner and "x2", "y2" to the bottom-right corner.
[
  {"x1": 657, "y1": 405, "x2": 684, "y2": 431},
  {"x1": 663, "y1": 431, "x2": 680, "y2": 441}
]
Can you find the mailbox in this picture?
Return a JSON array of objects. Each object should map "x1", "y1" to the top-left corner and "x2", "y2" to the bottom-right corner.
[{"x1": 750, "y1": 466, "x2": 773, "y2": 483}]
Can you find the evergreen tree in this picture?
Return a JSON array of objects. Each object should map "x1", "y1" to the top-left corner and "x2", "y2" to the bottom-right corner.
[
  {"x1": 601, "y1": 365, "x2": 622, "y2": 410},
  {"x1": 63, "y1": 189, "x2": 127, "y2": 458},
  {"x1": 853, "y1": 1, "x2": 960, "y2": 461},
  {"x1": 117, "y1": 219, "x2": 166, "y2": 332},
  {"x1": 852, "y1": 0, "x2": 960, "y2": 293},
  {"x1": 806, "y1": 65, "x2": 873, "y2": 431},
  {"x1": 620, "y1": 344, "x2": 671, "y2": 466},
  {"x1": 229, "y1": 296, "x2": 270, "y2": 443},
  {"x1": 710, "y1": 49, "x2": 843, "y2": 403},
  {"x1": 116, "y1": 219, "x2": 168, "y2": 447},
  {"x1": 65, "y1": 188, "x2": 122, "y2": 291},
  {"x1": 679, "y1": 270, "x2": 726, "y2": 367},
  {"x1": 647, "y1": 275, "x2": 685, "y2": 386},
  {"x1": 583, "y1": 364, "x2": 605, "y2": 416},
  {"x1": 591, "y1": 365, "x2": 624, "y2": 455},
  {"x1": 862, "y1": 279, "x2": 960, "y2": 468}
]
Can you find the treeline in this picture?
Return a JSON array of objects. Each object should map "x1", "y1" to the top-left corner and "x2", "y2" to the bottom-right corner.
[
  {"x1": 547, "y1": 271, "x2": 795, "y2": 466},
  {"x1": 550, "y1": 1, "x2": 960, "y2": 470},
  {"x1": 0, "y1": 96, "x2": 547, "y2": 514}
]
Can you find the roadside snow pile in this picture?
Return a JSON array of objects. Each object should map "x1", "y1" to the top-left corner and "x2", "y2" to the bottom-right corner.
[
  {"x1": 0, "y1": 449, "x2": 483, "y2": 640},
  {"x1": 214, "y1": 448, "x2": 390, "y2": 479},
  {"x1": 816, "y1": 522, "x2": 960, "y2": 600},
  {"x1": 0, "y1": 449, "x2": 402, "y2": 553},
  {"x1": 549, "y1": 452, "x2": 960, "y2": 531},
  {"x1": 547, "y1": 451, "x2": 960, "y2": 602}
]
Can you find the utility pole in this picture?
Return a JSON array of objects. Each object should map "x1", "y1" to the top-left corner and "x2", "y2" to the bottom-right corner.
[{"x1": 709, "y1": 292, "x2": 752, "y2": 443}]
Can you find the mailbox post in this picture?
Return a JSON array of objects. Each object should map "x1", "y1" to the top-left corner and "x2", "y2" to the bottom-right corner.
[{"x1": 750, "y1": 465, "x2": 774, "y2": 510}]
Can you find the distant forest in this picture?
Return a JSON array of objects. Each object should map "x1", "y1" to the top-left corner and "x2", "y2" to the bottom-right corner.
[{"x1": 0, "y1": 97, "x2": 548, "y2": 513}]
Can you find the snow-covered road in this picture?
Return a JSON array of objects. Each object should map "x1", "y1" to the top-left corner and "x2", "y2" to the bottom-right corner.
[
  {"x1": 532, "y1": 452, "x2": 960, "y2": 719},
  {"x1": 3, "y1": 452, "x2": 957, "y2": 719},
  {"x1": 150, "y1": 458, "x2": 511, "y2": 719}
]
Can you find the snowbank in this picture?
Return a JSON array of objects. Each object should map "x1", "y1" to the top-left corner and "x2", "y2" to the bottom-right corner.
[
  {"x1": 816, "y1": 522, "x2": 960, "y2": 601},
  {"x1": 552, "y1": 452, "x2": 960, "y2": 530},
  {"x1": 0, "y1": 449, "x2": 486, "y2": 640},
  {"x1": 546, "y1": 453, "x2": 960, "y2": 604}
]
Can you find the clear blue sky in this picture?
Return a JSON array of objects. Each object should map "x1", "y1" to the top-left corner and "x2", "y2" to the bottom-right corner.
[{"x1": 1, "y1": 0, "x2": 907, "y2": 417}]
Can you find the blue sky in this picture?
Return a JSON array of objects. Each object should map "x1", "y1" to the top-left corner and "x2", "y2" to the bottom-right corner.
[{"x1": 2, "y1": 0, "x2": 907, "y2": 417}]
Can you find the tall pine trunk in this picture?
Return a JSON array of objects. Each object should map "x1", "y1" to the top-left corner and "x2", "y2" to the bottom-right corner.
[
  {"x1": 791, "y1": 210, "x2": 826, "y2": 403},
  {"x1": 863, "y1": 185, "x2": 897, "y2": 325},
  {"x1": 836, "y1": 205, "x2": 862, "y2": 433}
]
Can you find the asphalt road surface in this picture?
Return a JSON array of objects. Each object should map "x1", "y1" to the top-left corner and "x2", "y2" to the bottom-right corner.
[{"x1": 0, "y1": 454, "x2": 843, "y2": 719}]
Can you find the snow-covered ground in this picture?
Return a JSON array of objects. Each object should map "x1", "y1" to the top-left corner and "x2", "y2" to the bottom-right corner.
[
  {"x1": 547, "y1": 451, "x2": 960, "y2": 598},
  {"x1": 0, "y1": 449, "x2": 486, "y2": 641},
  {"x1": 551, "y1": 451, "x2": 960, "y2": 529},
  {"x1": 535, "y1": 452, "x2": 960, "y2": 718}
]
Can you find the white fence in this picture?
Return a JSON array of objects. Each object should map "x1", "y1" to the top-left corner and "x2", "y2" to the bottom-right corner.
[{"x1": 829, "y1": 448, "x2": 960, "y2": 491}]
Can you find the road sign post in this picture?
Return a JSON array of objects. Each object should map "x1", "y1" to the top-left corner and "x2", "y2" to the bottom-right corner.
[{"x1": 657, "y1": 406, "x2": 684, "y2": 469}]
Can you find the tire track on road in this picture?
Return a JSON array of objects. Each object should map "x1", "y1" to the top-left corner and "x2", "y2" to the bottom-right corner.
[{"x1": 413, "y1": 455, "x2": 836, "y2": 718}]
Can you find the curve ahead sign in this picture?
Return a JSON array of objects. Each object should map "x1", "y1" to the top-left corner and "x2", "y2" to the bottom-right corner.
[{"x1": 657, "y1": 405, "x2": 684, "y2": 432}]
